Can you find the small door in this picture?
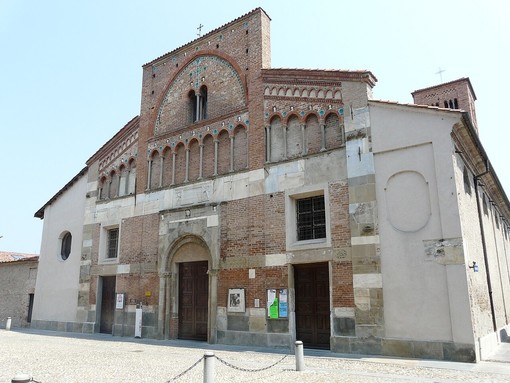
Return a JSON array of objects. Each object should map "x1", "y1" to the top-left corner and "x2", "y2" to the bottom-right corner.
[
  {"x1": 295, "y1": 263, "x2": 330, "y2": 349},
  {"x1": 178, "y1": 261, "x2": 208, "y2": 340},
  {"x1": 100, "y1": 276, "x2": 116, "y2": 334}
]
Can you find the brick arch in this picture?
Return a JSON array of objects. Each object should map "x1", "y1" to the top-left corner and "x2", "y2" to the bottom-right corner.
[
  {"x1": 174, "y1": 143, "x2": 186, "y2": 185},
  {"x1": 98, "y1": 175, "x2": 108, "y2": 200},
  {"x1": 269, "y1": 113, "x2": 284, "y2": 124},
  {"x1": 305, "y1": 113, "x2": 321, "y2": 154},
  {"x1": 217, "y1": 129, "x2": 230, "y2": 175},
  {"x1": 109, "y1": 169, "x2": 119, "y2": 198},
  {"x1": 233, "y1": 124, "x2": 248, "y2": 171},
  {"x1": 154, "y1": 52, "x2": 248, "y2": 136},
  {"x1": 286, "y1": 114, "x2": 302, "y2": 159},
  {"x1": 324, "y1": 112, "x2": 344, "y2": 149},
  {"x1": 269, "y1": 115, "x2": 284, "y2": 162},
  {"x1": 150, "y1": 150, "x2": 162, "y2": 190},
  {"x1": 201, "y1": 133, "x2": 214, "y2": 178},
  {"x1": 162, "y1": 146, "x2": 173, "y2": 186},
  {"x1": 188, "y1": 138, "x2": 200, "y2": 182}
]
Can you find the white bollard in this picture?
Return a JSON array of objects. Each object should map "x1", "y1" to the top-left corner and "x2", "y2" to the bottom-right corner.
[
  {"x1": 11, "y1": 373, "x2": 31, "y2": 383},
  {"x1": 203, "y1": 351, "x2": 215, "y2": 383},
  {"x1": 6, "y1": 317, "x2": 11, "y2": 331},
  {"x1": 295, "y1": 340, "x2": 305, "y2": 371}
]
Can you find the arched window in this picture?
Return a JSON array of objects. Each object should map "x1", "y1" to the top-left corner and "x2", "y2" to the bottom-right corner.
[
  {"x1": 60, "y1": 232, "x2": 72, "y2": 261},
  {"x1": 98, "y1": 176, "x2": 107, "y2": 200},
  {"x1": 189, "y1": 86, "x2": 208, "y2": 123}
]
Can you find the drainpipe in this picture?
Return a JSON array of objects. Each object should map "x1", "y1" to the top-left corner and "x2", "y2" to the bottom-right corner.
[{"x1": 473, "y1": 160, "x2": 497, "y2": 332}]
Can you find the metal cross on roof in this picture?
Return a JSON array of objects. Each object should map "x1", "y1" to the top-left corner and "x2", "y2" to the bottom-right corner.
[
  {"x1": 197, "y1": 24, "x2": 204, "y2": 37},
  {"x1": 435, "y1": 67, "x2": 445, "y2": 83}
]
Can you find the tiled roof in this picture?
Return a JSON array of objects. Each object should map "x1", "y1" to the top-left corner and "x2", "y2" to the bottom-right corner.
[{"x1": 0, "y1": 251, "x2": 39, "y2": 264}]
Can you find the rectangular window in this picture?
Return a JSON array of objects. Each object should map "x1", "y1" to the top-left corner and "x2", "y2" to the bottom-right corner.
[
  {"x1": 296, "y1": 195, "x2": 326, "y2": 241},
  {"x1": 107, "y1": 228, "x2": 119, "y2": 259}
]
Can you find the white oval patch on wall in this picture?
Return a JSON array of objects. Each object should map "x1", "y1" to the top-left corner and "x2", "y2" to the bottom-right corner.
[{"x1": 385, "y1": 170, "x2": 431, "y2": 232}]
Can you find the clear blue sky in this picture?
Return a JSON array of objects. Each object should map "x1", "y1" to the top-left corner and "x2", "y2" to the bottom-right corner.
[{"x1": 1, "y1": 0, "x2": 509, "y2": 254}]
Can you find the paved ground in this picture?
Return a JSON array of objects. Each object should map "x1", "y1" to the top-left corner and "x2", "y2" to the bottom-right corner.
[{"x1": 1, "y1": 328, "x2": 510, "y2": 383}]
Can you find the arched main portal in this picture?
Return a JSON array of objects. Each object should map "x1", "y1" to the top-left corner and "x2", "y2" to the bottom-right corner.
[{"x1": 159, "y1": 235, "x2": 216, "y2": 342}]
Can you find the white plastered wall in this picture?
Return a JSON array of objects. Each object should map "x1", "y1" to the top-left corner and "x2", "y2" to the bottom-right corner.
[
  {"x1": 32, "y1": 174, "x2": 87, "y2": 322},
  {"x1": 370, "y1": 102, "x2": 474, "y2": 346}
]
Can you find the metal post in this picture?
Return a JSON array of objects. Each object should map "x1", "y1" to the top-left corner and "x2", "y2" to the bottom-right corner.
[
  {"x1": 11, "y1": 373, "x2": 31, "y2": 383},
  {"x1": 295, "y1": 340, "x2": 305, "y2": 371},
  {"x1": 6, "y1": 317, "x2": 11, "y2": 331},
  {"x1": 203, "y1": 351, "x2": 215, "y2": 383}
]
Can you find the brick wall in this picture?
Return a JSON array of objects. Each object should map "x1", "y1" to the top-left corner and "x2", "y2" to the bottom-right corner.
[
  {"x1": 119, "y1": 214, "x2": 159, "y2": 265},
  {"x1": 136, "y1": 9, "x2": 270, "y2": 194},
  {"x1": 220, "y1": 193, "x2": 286, "y2": 259}
]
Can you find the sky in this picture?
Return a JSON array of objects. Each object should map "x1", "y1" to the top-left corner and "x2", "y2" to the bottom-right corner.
[{"x1": 1, "y1": 0, "x2": 509, "y2": 254}]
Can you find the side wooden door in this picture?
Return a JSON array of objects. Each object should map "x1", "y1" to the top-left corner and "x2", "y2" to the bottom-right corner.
[{"x1": 295, "y1": 263, "x2": 330, "y2": 349}]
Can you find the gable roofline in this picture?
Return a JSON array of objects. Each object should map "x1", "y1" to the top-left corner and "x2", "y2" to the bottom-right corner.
[
  {"x1": 34, "y1": 166, "x2": 87, "y2": 219},
  {"x1": 143, "y1": 8, "x2": 271, "y2": 68},
  {"x1": 411, "y1": 77, "x2": 477, "y2": 101},
  {"x1": 86, "y1": 115, "x2": 139, "y2": 165}
]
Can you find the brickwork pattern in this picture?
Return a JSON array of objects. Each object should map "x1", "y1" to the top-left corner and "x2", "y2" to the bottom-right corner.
[
  {"x1": 220, "y1": 193, "x2": 286, "y2": 259},
  {"x1": 137, "y1": 9, "x2": 270, "y2": 194},
  {"x1": 331, "y1": 261, "x2": 354, "y2": 307},
  {"x1": 119, "y1": 214, "x2": 159, "y2": 265},
  {"x1": 218, "y1": 266, "x2": 288, "y2": 311}
]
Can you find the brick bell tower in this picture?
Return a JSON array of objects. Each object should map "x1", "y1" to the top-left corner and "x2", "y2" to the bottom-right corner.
[{"x1": 412, "y1": 77, "x2": 478, "y2": 133}]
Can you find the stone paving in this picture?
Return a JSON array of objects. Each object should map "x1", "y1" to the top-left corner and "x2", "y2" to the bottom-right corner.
[{"x1": 1, "y1": 329, "x2": 510, "y2": 383}]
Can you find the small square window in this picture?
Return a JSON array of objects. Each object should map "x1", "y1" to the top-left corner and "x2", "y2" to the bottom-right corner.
[
  {"x1": 107, "y1": 228, "x2": 119, "y2": 259},
  {"x1": 296, "y1": 196, "x2": 326, "y2": 241}
]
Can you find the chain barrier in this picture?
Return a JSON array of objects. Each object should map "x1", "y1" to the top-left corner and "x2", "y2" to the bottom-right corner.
[
  {"x1": 214, "y1": 353, "x2": 288, "y2": 373},
  {"x1": 166, "y1": 355, "x2": 204, "y2": 382}
]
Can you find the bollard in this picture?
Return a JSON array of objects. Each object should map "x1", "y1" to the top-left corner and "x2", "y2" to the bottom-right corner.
[
  {"x1": 11, "y1": 373, "x2": 31, "y2": 383},
  {"x1": 295, "y1": 340, "x2": 305, "y2": 371},
  {"x1": 203, "y1": 351, "x2": 215, "y2": 383},
  {"x1": 6, "y1": 317, "x2": 11, "y2": 331}
]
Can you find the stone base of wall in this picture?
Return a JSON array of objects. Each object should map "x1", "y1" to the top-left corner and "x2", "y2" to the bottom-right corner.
[
  {"x1": 217, "y1": 330, "x2": 291, "y2": 349},
  {"x1": 30, "y1": 320, "x2": 96, "y2": 334},
  {"x1": 331, "y1": 336, "x2": 476, "y2": 363}
]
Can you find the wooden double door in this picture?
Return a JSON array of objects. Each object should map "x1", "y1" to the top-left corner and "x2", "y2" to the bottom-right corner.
[
  {"x1": 295, "y1": 263, "x2": 330, "y2": 349},
  {"x1": 178, "y1": 261, "x2": 209, "y2": 341}
]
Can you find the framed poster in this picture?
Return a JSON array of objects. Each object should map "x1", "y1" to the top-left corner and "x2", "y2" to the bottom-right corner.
[
  {"x1": 227, "y1": 288, "x2": 245, "y2": 313},
  {"x1": 115, "y1": 293, "x2": 125, "y2": 310}
]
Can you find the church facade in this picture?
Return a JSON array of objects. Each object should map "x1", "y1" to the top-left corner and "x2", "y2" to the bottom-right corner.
[{"x1": 32, "y1": 8, "x2": 510, "y2": 362}]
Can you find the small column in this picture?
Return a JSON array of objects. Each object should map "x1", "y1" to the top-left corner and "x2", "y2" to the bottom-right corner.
[
  {"x1": 198, "y1": 144, "x2": 204, "y2": 180},
  {"x1": 282, "y1": 124, "x2": 288, "y2": 159},
  {"x1": 171, "y1": 153, "x2": 176, "y2": 185},
  {"x1": 229, "y1": 136, "x2": 234, "y2": 172},
  {"x1": 213, "y1": 139, "x2": 219, "y2": 176},
  {"x1": 195, "y1": 94, "x2": 201, "y2": 122},
  {"x1": 147, "y1": 160, "x2": 152, "y2": 190},
  {"x1": 185, "y1": 148, "x2": 190, "y2": 182},
  {"x1": 265, "y1": 126, "x2": 271, "y2": 162},
  {"x1": 301, "y1": 124, "x2": 306, "y2": 156},
  {"x1": 320, "y1": 123, "x2": 326, "y2": 151},
  {"x1": 159, "y1": 156, "x2": 164, "y2": 187}
]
